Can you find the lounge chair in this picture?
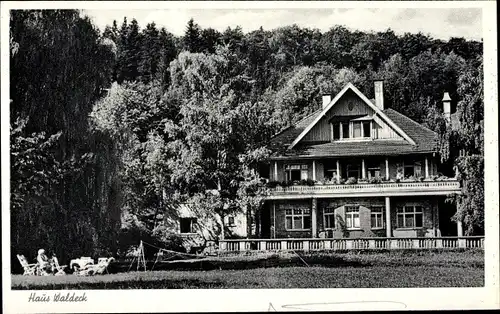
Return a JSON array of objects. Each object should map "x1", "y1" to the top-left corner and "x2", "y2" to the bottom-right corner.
[
  {"x1": 52, "y1": 256, "x2": 67, "y2": 276},
  {"x1": 17, "y1": 254, "x2": 39, "y2": 276},
  {"x1": 77, "y1": 257, "x2": 115, "y2": 276}
]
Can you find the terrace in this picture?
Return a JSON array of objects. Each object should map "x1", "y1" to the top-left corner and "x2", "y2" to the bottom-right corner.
[{"x1": 219, "y1": 236, "x2": 484, "y2": 252}]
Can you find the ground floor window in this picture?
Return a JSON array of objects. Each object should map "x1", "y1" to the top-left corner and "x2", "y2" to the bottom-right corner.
[
  {"x1": 397, "y1": 205, "x2": 423, "y2": 228},
  {"x1": 285, "y1": 207, "x2": 311, "y2": 230},
  {"x1": 323, "y1": 207, "x2": 336, "y2": 229},
  {"x1": 371, "y1": 206, "x2": 384, "y2": 229},
  {"x1": 180, "y1": 217, "x2": 197, "y2": 233},
  {"x1": 345, "y1": 205, "x2": 360, "y2": 228}
]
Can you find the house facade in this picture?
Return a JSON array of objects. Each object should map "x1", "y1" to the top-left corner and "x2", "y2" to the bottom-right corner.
[{"x1": 255, "y1": 81, "x2": 463, "y2": 241}]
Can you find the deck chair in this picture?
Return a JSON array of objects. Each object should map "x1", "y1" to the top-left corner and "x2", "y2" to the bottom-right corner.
[
  {"x1": 52, "y1": 256, "x2": 67, "y2": 276},
  {"x1": 95, "y1": 257, "x2": 115, "y2": 275},
  {"x1": 17, "y1": 254, "x2": 39, "y2": 276},
  {"x1": 78, "y1": 257, "x2": 115, "y2": 276}
]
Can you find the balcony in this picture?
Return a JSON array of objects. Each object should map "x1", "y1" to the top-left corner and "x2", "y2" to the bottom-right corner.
[{"x1": 266, "y1": 178, "x2": 461, "y2": 199}]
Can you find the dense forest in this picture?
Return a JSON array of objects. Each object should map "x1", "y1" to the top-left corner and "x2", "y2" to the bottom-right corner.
[{"x1": 10, "y1": 10, "x2": 484, "y2": 268}]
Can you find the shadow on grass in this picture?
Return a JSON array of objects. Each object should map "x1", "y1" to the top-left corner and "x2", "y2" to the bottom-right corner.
[{"x1": 13, "y1": 278, "x2": 236, "y2": 290}]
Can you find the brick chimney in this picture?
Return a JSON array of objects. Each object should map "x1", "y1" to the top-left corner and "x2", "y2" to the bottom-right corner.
[
  {"x1": 442, "y1": 92, "x2": 451, "y2": 123},
  {"x1": 322, "y1": 93, "x2": 332, "y2": 109},
  {"x1": 374, "y1": 80, "x2": 384, "y2": 110}
]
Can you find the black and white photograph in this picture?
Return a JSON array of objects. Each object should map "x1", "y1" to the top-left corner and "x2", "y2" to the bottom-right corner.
[{"x1": 1, "y1": 1, "x2": 498, "y2": 312}]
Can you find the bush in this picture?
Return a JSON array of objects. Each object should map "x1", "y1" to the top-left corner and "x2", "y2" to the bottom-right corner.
[
  {"x1": 345, "y1": 177, "x2": 358, "y2": 185},
  {"x1": 368, "y1": 176, "x2": 382, "y2": 184}
]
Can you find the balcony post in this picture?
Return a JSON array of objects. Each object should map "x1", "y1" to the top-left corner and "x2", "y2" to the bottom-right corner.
[
  {"x1": 274, "y1": 161, "x2": 278, "y2": 181},
  {"x1": 312, "y1": 160, "x2": 316, "y2": 181},
  {"x1": 425, "y1": 157, "x2": 429, "y2": 178},
  {"x1": 311, "y1": 198, "x2": 318, "y2": 238},
  {"x1": 385, "y1": 158, "x2": 389, "y2": 180},
  {"x1": 336, "y1": 160, "x2": 340, "y2": 182},
  {"x1": 361, "y1": 159, "x2": 366, "y2": 179},
  {"x1": 385, "y1": 196, "x2": 391, "y2": 237}
]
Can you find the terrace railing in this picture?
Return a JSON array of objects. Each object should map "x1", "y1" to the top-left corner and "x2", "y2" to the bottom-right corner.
[
  {"x1": 267, "y1": 180, "x2": 461, "y2": 199},
  {"x1": 218, "y1": 236, "x2": 484, "y2": 253}
]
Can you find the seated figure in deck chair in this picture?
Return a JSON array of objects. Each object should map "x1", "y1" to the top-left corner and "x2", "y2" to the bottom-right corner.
[{"x1": 37, "y1": 249, "x2": 54, "y2": 275}]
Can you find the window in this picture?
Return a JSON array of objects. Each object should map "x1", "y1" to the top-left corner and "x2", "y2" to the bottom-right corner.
[
  {"x1": 414, "y1": 161, "x2": 422, "y2": 177},
  {"x1": 367, "y1": 161, "x2": 381, "y2": 179},
  {"x1": 403, "y1": 161, "x2": 415, "y2": 177},
  {"x1": 371, "y1": 206, "x2": 384, "y2": 229},
  {"x1": 227, "y1": 216, "x2": 235, "y2": 226},
  {"x1": 345, "y1": 206, "x2": 360, "y2": 229},
  {"x1": 347, "y1": 163, "x2": 360, "y2": 178},
  {"x1": 324, "y1": 207, "x2": 336, "y2": 229},
  {"x1": 397, "y1": 206, "x2": 423, "y2": 228},
  {"x1": 180, "y1": 218, "x2": 197, "y2": 233},
  {"x1": 363, "y1": 121, "x2": 371, "y2": 138},
  {"x1": 353, "y1": 121, "x2": 362, "y2": 138},
  {"x1": 285, "y1": 207, "x2": 311, "y2": 230},
  {"x1": 342, "y1": 122, "x2": 350, "y2": 139},
  {"x1": 332, "y1": 123, "x2": 341, "y2": 140},
  {"x1": 285, "y1": 164, "x2": 308, "y2": 182}
]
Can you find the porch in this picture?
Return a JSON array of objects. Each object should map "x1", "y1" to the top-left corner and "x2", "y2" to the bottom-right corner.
[{"x1": 218, "y1": 236, "x2": 484, "y2": 252}]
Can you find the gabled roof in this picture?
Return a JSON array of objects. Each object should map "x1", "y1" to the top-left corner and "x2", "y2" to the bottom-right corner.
[
  {"x1": 289, "y1": 83, "x2": 416, "y2": 149},
  {"x1": 268, "y1": 98, "x2": 438, "y2": 159}
]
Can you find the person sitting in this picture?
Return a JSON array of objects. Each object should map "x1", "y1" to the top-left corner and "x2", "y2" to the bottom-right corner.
[{"x1": 37, "y1": 249, "x2": 53, "y2": 275}]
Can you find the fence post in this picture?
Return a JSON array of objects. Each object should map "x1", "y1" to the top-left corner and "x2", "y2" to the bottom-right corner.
[
  {"x1": 281, "y1": 240, "x2": 287, "y2": 251},
  {"x1": 436, "y1": 238, "x2": 443, "y2": 248},
  {"x1": 259, "y1": 241, "x2": 266, "y2": 251},
  {"x1": 303, "y1": 240, "x2": 310, "y2": 252},
  {"x1": 412, "y1": 239, "x2": 420, "y2": 249},
  {"x1": 345, "y1": 239, "x2": 353, "y2": 250},
  {"x1": 368, "y1": 239, "x2": 376, "y2": 249},
  {"x1": 219, "y1": 241, "x2": 227, "y2": 252},
  {"x1": 239, "y1": 241, "x2": 246, "y2": 252},
  {"x1": 324, "y1": 240, "x2": 331, "y2": 250},
  {"x1": 458, "y1": 237, "x2": 466, "y2": 248}
]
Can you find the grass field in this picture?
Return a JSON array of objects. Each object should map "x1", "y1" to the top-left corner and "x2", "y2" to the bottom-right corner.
[{"x1": 12, "y1": 250, "x2": 484, "y2": 289}]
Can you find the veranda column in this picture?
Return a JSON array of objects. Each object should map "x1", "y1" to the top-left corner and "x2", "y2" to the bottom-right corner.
[
  {"x1": 361, "y1": 159, "x2": 366, "y2": 179},
  {"x1": 385, "y1": 196, "x2": 391, "y2": 238},
  {"x1": 336, "y1": 159, "x2": 340, "y2": 182},
  {"x1": 425, "y1": 156, "x2": 429, "y2": 178},
  {"x1": 311, "y1": 198, "x2": 318, "y2": 238},
  {"x1": 385, "y1": 157, "x2": 389, "y2": 180},
  {"x1": 312, "y1": 160, "x2": 317, "y2": 181},
  {"x1": 274, "y1": 161, "x2": 278, "y2": 181}
]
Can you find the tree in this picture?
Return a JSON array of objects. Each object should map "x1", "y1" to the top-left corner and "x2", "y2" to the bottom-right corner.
[
  {"x1": 183, "y1": 18, "x2": 203, "y2": 53},
  {"x1": 451, "y1": 58, "x2": 484, "y2": 235},
  {"x1": 139, "y1": 22, "x2": 161, "y2": 83},
  {"x1": 10, "y1": 9, "x2": 119, "y2": 268}
]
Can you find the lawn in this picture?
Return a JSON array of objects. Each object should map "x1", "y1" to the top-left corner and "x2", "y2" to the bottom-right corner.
[{"x1": 11, "y1": 250, "x2": 484, "y2": 289}]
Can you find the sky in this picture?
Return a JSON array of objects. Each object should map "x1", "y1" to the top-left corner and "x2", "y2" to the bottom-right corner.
[{"x1": 84, "y1": 7, "x2": 483, "y2": 40}]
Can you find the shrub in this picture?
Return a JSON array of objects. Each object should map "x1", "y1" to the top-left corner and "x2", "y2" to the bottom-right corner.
[
  {"x1": 266, "y1": 181, "x2": 280, "y2": 188},
  {"x1": 299, "y1": 179, "x2": 316, "y2": 186},
  {"x1": 345, "y1": 177, "x2": 358, "y2": 185}
]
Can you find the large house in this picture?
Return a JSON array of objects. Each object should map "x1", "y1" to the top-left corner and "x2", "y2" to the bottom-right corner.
[
  {"x1": 178, "y1": 81, "x2": 480, "y2": 252},
  {"x1": 253, "y1": 81, "x2": 463, "y2": 241}
]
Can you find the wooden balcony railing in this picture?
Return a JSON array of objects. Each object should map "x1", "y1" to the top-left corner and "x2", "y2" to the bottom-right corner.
[
  {"x1": 267, "y1": 180, "x2": 461, "y2": 199},
  {"x1": 218, "y1": 236, "x2": 484, "y2": 252}
]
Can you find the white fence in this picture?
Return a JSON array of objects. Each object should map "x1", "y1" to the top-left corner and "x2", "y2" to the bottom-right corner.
[{"x1": 218, "y1": 236, "x2": 484, "y2": 252}]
